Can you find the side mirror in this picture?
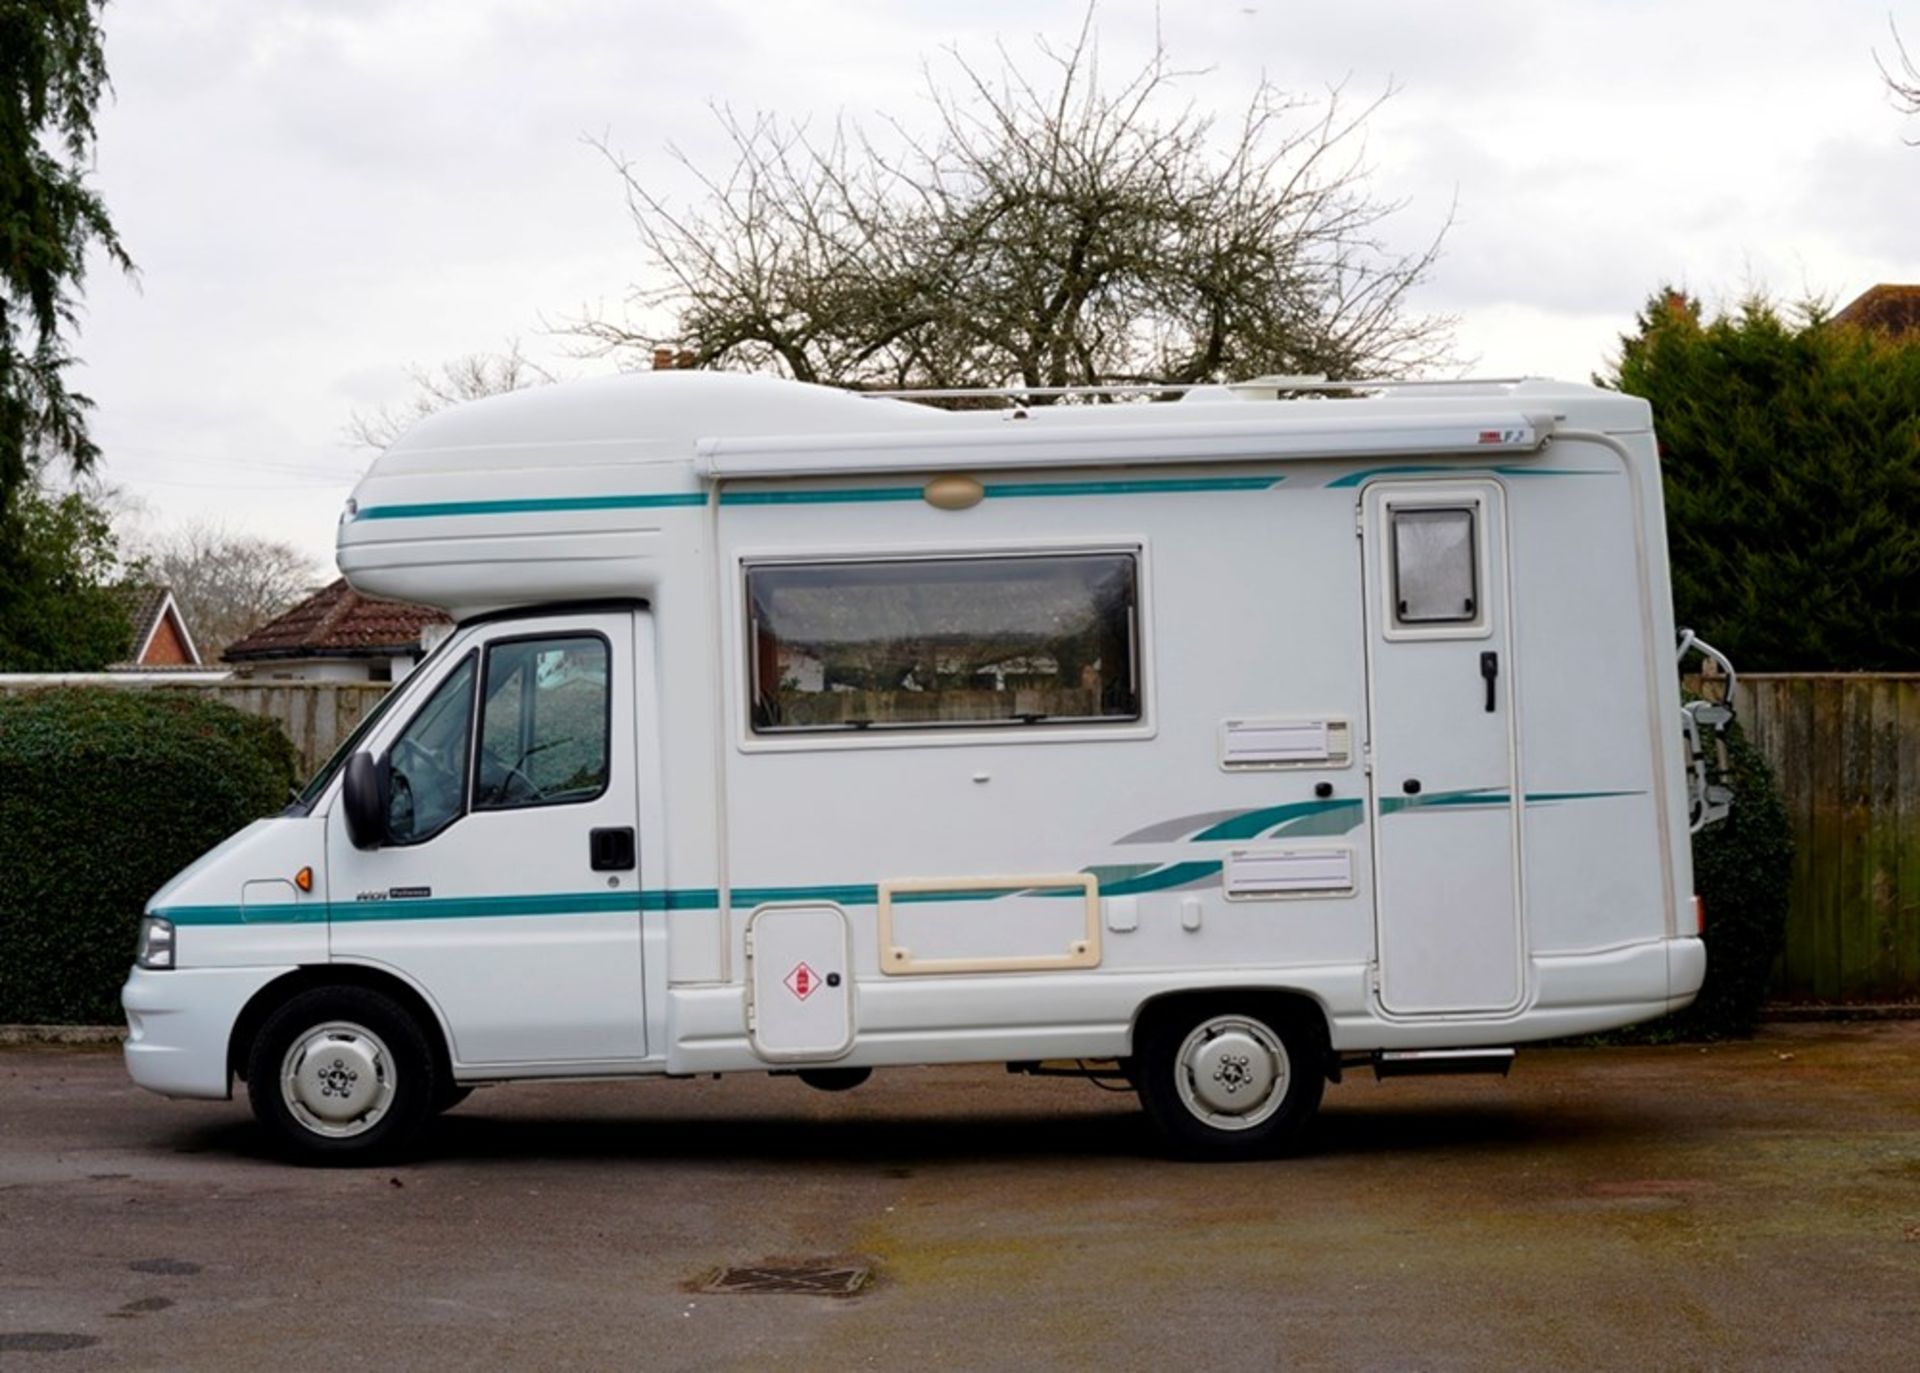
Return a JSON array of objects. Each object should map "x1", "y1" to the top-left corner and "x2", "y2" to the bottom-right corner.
[{"x1": 341, "y1": 751, "x2": 386, "y2": 850}]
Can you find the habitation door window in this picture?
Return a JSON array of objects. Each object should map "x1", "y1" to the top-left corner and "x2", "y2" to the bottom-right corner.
[
  {"x1": 473, "y1": 635, "x2": 611, "y2": 809},
  {"x1": 746, "y1": 553, "x2": 1141, "y2": 732},
  {"x1": 1391, "y1": 507, "x2": 1478, "y2": 625}
]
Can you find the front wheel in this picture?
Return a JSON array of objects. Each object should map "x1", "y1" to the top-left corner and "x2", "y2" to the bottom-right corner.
[
  {"x1": 247, "y1": 986, "x2": 437, "y2": 1164},
  {"x1": 1135, "y1": 1001, "x2": 1325, "y2": 1161}
]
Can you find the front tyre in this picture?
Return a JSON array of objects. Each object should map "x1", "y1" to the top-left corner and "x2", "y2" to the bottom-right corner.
[
  {"x1": 1136, "y1": 1001, "x2": 1325, "y2": 1161},
  {"x1": 247, "y1": 987, "x2": 436, "y2": 1164}
]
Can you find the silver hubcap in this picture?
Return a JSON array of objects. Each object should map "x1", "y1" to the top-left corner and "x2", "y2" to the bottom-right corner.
[
  {"x1": 1174, "y1": 1015, "x2": 1290, "y2": 1131},
  {"x1": 281, "y1": 1021, "x2": 396, "y2": 1138}
]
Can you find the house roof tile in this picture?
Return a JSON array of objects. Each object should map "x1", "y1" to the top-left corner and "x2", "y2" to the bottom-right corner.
[
  {"x1": 1835, "y1": 284, "x2": 1920, "y2": 336},
  {"x1": 222, "y1": 578, "x2": 450, "y2": 662},
  {"x1": 111, "y1": 584, "x2": 201, "y2": 667}
]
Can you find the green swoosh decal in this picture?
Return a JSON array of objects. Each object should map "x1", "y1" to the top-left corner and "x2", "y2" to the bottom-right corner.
[{"x1": 356, "y1": 492, "x2": 707, "y2": 520}]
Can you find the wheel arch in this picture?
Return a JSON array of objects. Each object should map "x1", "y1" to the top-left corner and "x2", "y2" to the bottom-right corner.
[
  {"x1": 228, "y1": 963, "x2": 456, "y2": 1087},
  {"x1": 1129, "y1": 987, "x2": 1335, "y2": 1077}
]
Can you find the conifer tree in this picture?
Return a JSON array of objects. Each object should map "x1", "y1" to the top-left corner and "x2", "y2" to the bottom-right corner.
[
  {"x1": 0, "y1": 0, "x2": 133, "y2": 511},
  {"x1": 1609, "y1": 290, "x2": 1920, "y2": 669}
]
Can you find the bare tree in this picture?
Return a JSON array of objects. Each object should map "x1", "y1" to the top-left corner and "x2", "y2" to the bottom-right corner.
[
  {"x1": 141, "y1": 522, "x2": 318, "y2": 659},
  {"x1": 573, "y1": 13, "x2": 1454, "y2": 393},
  {"x1": 346, "y1": 341, "x2": 556, "y2": 450},
  {"x1": 1880, "y1": 21, "x2": 1920, "y2": 136}
]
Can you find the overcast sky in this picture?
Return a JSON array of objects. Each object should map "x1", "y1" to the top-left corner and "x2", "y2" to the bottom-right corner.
[{"x1": 70, "y1": 0, "x2": 1920, "y2": 575}]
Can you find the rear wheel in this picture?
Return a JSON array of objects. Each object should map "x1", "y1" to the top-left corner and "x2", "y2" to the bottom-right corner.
[
  {"x1": 247, "y1": 986, "x2": 437, "y2": 1164},
  {"x1": 1135, "y1": 1000, "x2": 1325, "y2": 1160}
]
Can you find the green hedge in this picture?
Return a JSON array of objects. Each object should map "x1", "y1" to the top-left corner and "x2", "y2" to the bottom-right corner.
[
  {"x1": 1611, "y1": 291, "x2": 1920, "y2": 670},
  {"x1": 1649, "y1": 718, "x2": 1793, "y2": 1039},
  {"x1": 0, "y1": 689, "x2": 300, "y2": 1024}
]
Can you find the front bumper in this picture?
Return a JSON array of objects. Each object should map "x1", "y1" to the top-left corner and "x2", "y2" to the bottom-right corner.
[{"x1": 122, "y1": 964, "x2": 297, "y2": 1100}]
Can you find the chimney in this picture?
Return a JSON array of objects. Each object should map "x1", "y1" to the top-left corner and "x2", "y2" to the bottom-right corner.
[{"x1": 651, "y1": 346, "x2": 674, "y2": 370}]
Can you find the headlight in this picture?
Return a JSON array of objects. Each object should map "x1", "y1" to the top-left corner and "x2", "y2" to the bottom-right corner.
[{"x1": 135, "y1": 916, "x2": 175, "y2": 970}]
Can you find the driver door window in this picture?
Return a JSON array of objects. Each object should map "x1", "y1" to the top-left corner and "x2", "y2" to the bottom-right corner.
[
  {"x1": 474, "y1": 635, "x2": 611, "y2": 811},
  {"x1": 386, "y1": 654, "x2": 476, "y2": 843}
]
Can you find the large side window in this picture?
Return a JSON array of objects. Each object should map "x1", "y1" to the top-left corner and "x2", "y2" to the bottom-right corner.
[
  {"x1": 386, "y1": 654, "x2": 476, "y2": 844},
  {"x1": 474, "y1": 635, "x2": 611, "y2": 809},
  {"x1": 746, "y1": 552, "x2": 1141, "y2": 733}
]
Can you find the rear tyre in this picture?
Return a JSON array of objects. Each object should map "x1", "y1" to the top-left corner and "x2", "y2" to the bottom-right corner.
[
  {"x1": 247, "y1": 986, "x2": 437, "y2": 1165},
  {"x1": 1135, "y1": 1000, "x2": 1325, "y2": 1161}
]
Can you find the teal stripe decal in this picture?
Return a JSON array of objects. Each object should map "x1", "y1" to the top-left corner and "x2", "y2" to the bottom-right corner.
[
  {"x1": 1380, "y1": 787, "x2": 1506, "y2": 814},
  {"x1": 1326, "y1": 464, "x2": 1451, "y2": 488},
  {"x1": 732, "y1": 883, "x2": 880, "y2": 906},
  {"x1": 353, "y1": 465, "x2": 1625, "y2": 519},
  {"x1": 1188, "y1": 798, "x2": 1364, "y2": 841},
  {"x1": 155, "y1": 903, "x2": 327, "y2": 927},
  {"x1": 722, "y1": 475, "x2": 1281, "y2": 506},
  {"x1": 1178, "y1": 788, "x2": 1642, "y2": 833},
  {"x1": 157, "y1": 789, "x2": 1639, "y2": 926},
  {"x1": 161, "y1": 869, "x2": 1206, "y2": 925},
  {"x1": 328, "y1": 891, "x2": 641, "y2": 922},
  {"x1": 1496, "y1": 467, "x2": 1613, "y2": 477},
  {"x1": 159, "y1": 879, "x2": 1037, "y2": 926},
  {"x1": 1078, "y1": 863, "x2": 1166, "y2": 886},
  {"x1": 1378, "y1": 787, "x2": 1642, "y2": 815},
  {"x1": 1511, "y1": 787, "x2": 1637, "y2": 807},
  {"x1": 1325, "y1": 464, "x2": 1612, "y2": 489},
  {"x1": 719, "y1": 488, "x2": 923, "y2": 506},
  {"x1": 358, "y1": 476, "x2": 1284, "y2": 520},
  {"x1": 1093, "y1": 861, "x2": 1222, "y2": 895},
  {"x1": 985, "y1": 476, "x2": 1281, "y2": 498},
  {"x1": 647, "y1": 888, "x2": 721, "y2": 911},
  {"x1": 356, "y1": 492, "x2": 707, "y2": 520}
]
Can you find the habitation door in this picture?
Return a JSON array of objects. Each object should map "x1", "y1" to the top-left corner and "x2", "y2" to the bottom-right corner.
[{"x1": 1362, "y1": 481, "x2": 1524, "y2": 1014}]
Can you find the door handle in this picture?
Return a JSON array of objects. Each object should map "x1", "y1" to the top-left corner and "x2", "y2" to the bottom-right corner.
[
  {"x1": 1480, "y1": 652, "x2": 1499, "y2": 713},
  {"x1": 589, "y1": 827, "x2": 636, "y2": 871}
]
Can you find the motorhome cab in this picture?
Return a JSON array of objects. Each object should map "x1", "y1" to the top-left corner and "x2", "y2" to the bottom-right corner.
[{"x1": 123, "y1": 372, "x2": 1733, "y2": 1162}]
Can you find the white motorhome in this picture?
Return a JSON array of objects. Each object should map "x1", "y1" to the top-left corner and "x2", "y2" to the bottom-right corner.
[{"x1": 123, "y1": 372, "x2": 1732, "y2": 1162}]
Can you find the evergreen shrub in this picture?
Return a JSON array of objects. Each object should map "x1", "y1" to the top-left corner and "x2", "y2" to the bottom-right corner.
[
  {"x1": 1611, "y1": 290, "x2": 1920, "y2": 670},
  {"x1": 1668, "y1": 718, "x2": 1794, "y2": 1037},
  {"x1": 0, "y1": 688, "x2": 299, "y2": 1023}
]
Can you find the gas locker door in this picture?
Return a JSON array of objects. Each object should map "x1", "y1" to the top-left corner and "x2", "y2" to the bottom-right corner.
[
  {"x1": 747, "y1": 905, "x2": 853, "y2": 1061},
  {"x1": 1362, "y1": 481, "x2": 1525, "y2": 1015}
]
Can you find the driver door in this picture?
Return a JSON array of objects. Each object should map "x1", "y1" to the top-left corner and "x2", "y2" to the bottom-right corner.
[{"x1": 325, "y1": 611, "x2": 645, "y2": 1066}]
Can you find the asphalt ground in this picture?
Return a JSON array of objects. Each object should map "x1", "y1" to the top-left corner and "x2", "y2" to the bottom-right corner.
[{"x1": 2, "y1": 1023, "x2": 1917, "y2": 1371}]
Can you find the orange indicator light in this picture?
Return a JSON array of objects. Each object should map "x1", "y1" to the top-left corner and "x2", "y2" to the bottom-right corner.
[{"x1": 295, "y1": 866, "x2": 313, "y2": 893}]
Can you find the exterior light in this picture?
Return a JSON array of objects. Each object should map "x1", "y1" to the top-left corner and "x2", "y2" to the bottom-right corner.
[{"x1": 135, "y1": 916, "x2": 175, "y2": 970}]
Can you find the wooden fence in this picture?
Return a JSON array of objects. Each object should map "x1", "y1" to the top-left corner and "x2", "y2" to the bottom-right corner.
[
  {"x1": 205, "y1": 682, "x2": 393, "y2": 774},
  {"x1": 1735, "y1": 675, "x2": 1920, "y2": 1002},
  {"x1": 0, "y1": 678, "x2": 392, "y2": 775}
]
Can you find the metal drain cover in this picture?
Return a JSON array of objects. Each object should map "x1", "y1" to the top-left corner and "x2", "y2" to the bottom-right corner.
[{"x1": 700, "y1": 1259, "x2": 873, "y2": 1297}]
